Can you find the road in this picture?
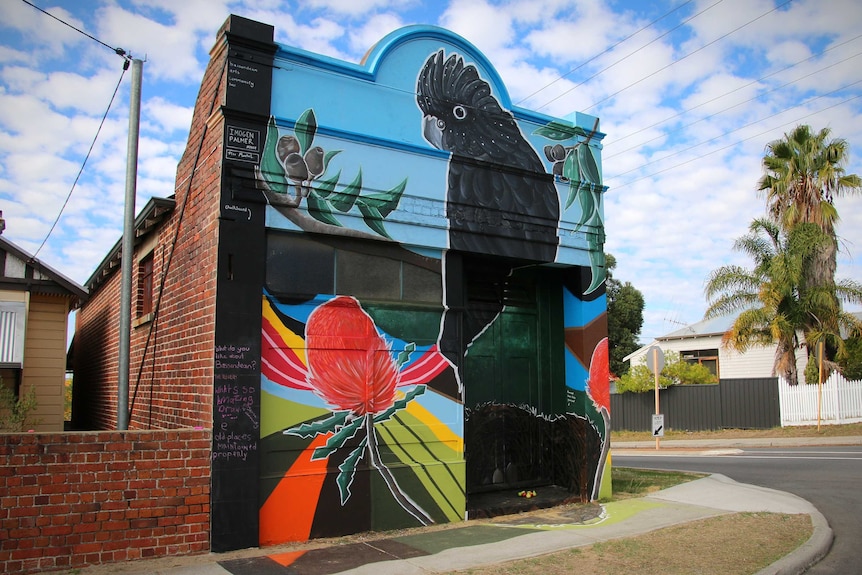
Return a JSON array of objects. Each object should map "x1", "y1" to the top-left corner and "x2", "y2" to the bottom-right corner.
[{"x1": 615, "y1": 446, "x2": 862, "y2": 574}]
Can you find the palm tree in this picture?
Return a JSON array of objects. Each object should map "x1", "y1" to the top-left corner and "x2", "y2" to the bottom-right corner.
[
  {"x1": 703, "y1": 219, "x2": 861, "y2": 385},
  {"x1": 758, "y1": 125, "x2": 862, "y2": 341}
]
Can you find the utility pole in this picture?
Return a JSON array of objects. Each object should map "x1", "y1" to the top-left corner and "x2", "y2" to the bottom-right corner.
[{"x1": 118, "y1": 58, "x2": 142, "y2": 430}]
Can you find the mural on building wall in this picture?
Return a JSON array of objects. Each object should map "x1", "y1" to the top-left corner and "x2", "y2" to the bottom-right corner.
[
  {"x1": 259, "y1": 293, "x2": 465, "y2": 543},
  {"x1": 537, "y1": 119, "x2": 606, "y2": 294},
  {"x1": 257, "y1": 110, "x2": 408, "y2": 240},
  {"x1": 416, "y1": 49, "x2": 561, "y2": 263},
  {"x1": 587, "y1": 337, "x2": 611, "y2": 499},
  {"x1": 255, "y1": 26, "x2": 610, "y2": 544}
]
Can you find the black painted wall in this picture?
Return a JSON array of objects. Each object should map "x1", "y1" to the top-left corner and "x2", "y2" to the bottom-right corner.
[{"x1": 210, "y1": 15, "x2": 276, "y2": 553}]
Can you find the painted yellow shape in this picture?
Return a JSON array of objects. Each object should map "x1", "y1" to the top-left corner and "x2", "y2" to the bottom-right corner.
[
  {"x1": 262, "y1": 297, "x2": 307, "y2": 366},
  {"x1": 405, "y1": 395, "x2": 463, "y2": 453}
]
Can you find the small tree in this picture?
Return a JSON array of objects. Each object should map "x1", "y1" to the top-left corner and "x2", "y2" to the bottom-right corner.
[
  {"x1": 616, "y1": 351, "x2": 716, "y2": 393},
  {"x1": 606, "y1": 254, "x2": 645, "y2": 377},
  {"x1": 839, "y1": 334, "x2": 862, "y2": 381},
  {"x1": 0, "y1": 384, "x2": 40, "y2": 432}
]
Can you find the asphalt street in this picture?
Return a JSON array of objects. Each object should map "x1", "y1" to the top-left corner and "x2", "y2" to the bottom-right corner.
[{"x1": 616, "y1": 445, "x2": 862, "y2": 574}]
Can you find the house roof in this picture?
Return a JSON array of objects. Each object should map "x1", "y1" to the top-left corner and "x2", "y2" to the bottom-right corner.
[
  {"x1": 660, "y1": 314, "x2": 736, "y2": 340},
  {"x1": 0, "y1": 235, "x2": 88, "y2": 305},
  {"x1": 85, "y1": 196, "x2": 176, "y2": 292},
  {"x1": 623, "y1": 314, "x2": 735, "y2": 362},
  {"x1": 625, "y1": 310, "x2": 862, "y2": 363}
]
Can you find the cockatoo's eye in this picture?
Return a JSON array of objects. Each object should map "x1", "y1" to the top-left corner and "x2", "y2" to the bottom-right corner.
[
  {"x1": 437, "y1": 118, "x2": 446, "y2": 130},
  {"x1": 453, "y1": 105, "x2": 467, "y2": 120}
]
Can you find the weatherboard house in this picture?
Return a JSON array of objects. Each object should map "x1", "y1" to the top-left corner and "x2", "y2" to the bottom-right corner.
[{"x1": 74, "y1": 15, "x2": 610, "y2": 552}]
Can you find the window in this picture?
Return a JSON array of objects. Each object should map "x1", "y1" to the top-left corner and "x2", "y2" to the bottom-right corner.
[
  {"x1": 681, "y1": 348, "x2": 719, "y2": 378},
  {"x1": 137, "y1": 253, "x2": 154, "y2": 317},
  {"x1": 0, "y1": 366, "x2": 22, "y2": 398},
  {"x1": 265, "y1": 233, "x2": 442, "y2": 304}
]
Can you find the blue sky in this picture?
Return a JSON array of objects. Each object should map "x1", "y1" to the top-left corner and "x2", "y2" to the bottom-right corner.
[{"x1": 1, "y1": 0, "x2": 861, "y2": 346}]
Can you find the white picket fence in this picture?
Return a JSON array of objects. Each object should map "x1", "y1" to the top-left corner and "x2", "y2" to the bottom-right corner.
[{"x1": 779, "y1": 373, "x2": 862, "y2": 426}]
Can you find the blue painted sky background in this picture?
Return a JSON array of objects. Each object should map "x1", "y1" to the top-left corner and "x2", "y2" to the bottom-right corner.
[{"x1": 1, "y1": 0, "x2": 861, "y2": 346}]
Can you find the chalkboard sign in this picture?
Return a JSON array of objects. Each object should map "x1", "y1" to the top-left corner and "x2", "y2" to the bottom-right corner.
[
  {"x1": 213, "y1": 344, "x2": 259, "y2": 463},
  {"x1": 209, "y1": 14, "x2": 275, "y2": 554}
]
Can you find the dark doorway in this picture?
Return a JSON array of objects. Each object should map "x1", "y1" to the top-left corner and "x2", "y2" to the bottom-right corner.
[{"x1": 462, "y1": 263, "x2": 556, "y2": 494}]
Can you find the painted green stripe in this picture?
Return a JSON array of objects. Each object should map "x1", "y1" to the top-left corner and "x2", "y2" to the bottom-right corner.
[{"x1": 375, "y1": 420, "x2": 464, "y2": 522}]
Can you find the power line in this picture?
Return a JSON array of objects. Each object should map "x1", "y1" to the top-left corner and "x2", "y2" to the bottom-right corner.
[
  {"x1": 605, "y1": 33, "x2": 862, "y2": 151},
  {"x1": 605, "y1": 49, "x2": 862, "y2": 160},
  {"x1": 31, "y1": 63, "x2": 128, "y2": 260},
  {"x1": 607, "y1": 91, "x2": 862, "y2": 191},
  {"x1": 534, "y1": 0, "x2": 727, "y2": 112},
  {"x1": 582, "y1": 0, "x2": 793, "y2": 113},
  {"x1": 20, "y1": 0, "x2": 128, "y2": 58},
  {"x1": 609, "y1": 77, "x2": 862, "y2": 180},
  {"x1": 515, "y1": 0, "x2": 696, "y2": 106}
]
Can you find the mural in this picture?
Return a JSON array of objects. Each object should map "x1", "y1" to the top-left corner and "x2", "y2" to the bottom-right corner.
[
  {"x1": 257, "y1": 110, "x2": 408, "y2": 240},
  {"x1": 537, "y1": 119, "x2": 606, "y2": 294},
  {"x1": 254, "y1": 26, "x2": 609, "y2": 545},
  {"x1": 416, "y1": 49, "x2": 561, "y2": 263},
  {"x1": 587, "y1": 337, "x2": 611, "y2": 499},
  {"x1": 259, "y1": 293, "x2": 465, "y2": 542}
]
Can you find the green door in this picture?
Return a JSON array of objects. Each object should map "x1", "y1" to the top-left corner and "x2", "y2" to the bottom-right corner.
[{"x1": 463, "y1": 268, "x2": 553, "y2": 492}]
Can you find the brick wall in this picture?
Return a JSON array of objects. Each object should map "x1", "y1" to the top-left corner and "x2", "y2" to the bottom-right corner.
[
  {"x1": 72, "y1": 32, "x2": 228, "y2": 432},
  {"x1": 0, "y1": 429, "x2": 211, "y2": 575}
]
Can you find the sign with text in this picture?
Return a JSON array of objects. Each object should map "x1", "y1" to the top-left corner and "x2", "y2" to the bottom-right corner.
[{"x1": 652, "y1": 414, "x2": 665, "y2": 437}]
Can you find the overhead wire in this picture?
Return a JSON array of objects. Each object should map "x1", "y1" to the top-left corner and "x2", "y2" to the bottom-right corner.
[
  {"x1": 515, "y1": 0, "x2": 696, "y2": 106},
  {"x1": 605, "y1": 49, "x2": 862, "y2": 160},
  {"x1": 582, "y1": 0, "x2": 793, "y2": 113},
  {"x1": 23, "y1": 0, "x2": 132, "y2": 259},
  {"x1": 605, "y1": 32, "x2": 862, "y2": 151},
  {"x1": 607, "y1": 90, "x2": 862, "y2": 191},
  {"x1": 31, "y1": 63, "x2": 128, "y2": 260},
  {"x1": 20, "y1": 0, "x2": 128, "y2": 58},
  {"x1": 534, "y1": 0, "x2": 727, "y2": 112}
]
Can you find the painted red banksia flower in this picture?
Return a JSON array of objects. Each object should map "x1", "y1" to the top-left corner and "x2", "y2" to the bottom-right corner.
[
  {"x1": 305, "y1": 296, "x2": 399, "y2": 415},
  {"x1": 588, "y1": 337, "x2": 610, "y2": 413}
]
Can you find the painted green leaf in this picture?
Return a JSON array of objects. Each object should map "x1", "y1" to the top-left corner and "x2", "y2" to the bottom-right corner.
[
  {"x1": 307, "y1": 192, "x2": 343, "y2": 227},
  {"x1": 357, "y1": 201, "x2": 391, "y2": 239},
  {"x1": 336, "y1": 439, "x2": 367, "y2": 505},
  {"x1": 586, "y1": 189, "x2": 604, "y2": 229},
  {"x1": 330, "y1": 169, "x2": 362, "y2": 212},
  {"x1": 562, "y1": 149, "x2": 579, "y2": 183},
  {"x1": 312, "y1": 416, "x2": 364, "y2": 461},
  {"x1": 396, "y1": 342, "x2": 416, "y2": 368},
  {"x1": 585, "y1": 247, "x2": 607, "y2": 295},
  {"x1": 314, "y1": 170, "x2": 341, "y2": 199},
  {"x1": 295, "y1": 109, "x2": 317, "y2": 155},
  {"x1": 533, "y1": 121, "x2": 588, "y2": 141},
  {"x1": 565, "y1": 184, "x2": 577, "y2": 211},
  {"x1": 360, "y1": 178, "x2": 407, "y2": 218},
  {"x1": 574, "y1": 183, "x2": 594, "y2": 227},
  {"x1": 283, "y1": 410, "x2": 349, "y2": 439},
  {"x1": 373, "y1": 385, "x2": 426, "y2": 424},
  {"x1": 261, "y1": 117, "x2": 288, "y2": 195},
  {"x1": 322, "y1": 149, "x2": 341, "y2": 173},
  {"x1": 578, "y1": 143, "x2": 602, "y2": 186}
]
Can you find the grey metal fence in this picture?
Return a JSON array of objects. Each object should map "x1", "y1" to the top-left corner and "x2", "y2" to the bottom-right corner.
[{"x1": 610, "y1": 377, "x2": 780, "y2": 432}]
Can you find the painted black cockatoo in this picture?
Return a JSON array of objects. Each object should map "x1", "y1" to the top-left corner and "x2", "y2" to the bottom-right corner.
[
  {"x1": 417, "y1": 50, "x2": 561, "y2": 372},
  {"x1": 417, "y1": 49, "x2": 560, "y2": 262}
]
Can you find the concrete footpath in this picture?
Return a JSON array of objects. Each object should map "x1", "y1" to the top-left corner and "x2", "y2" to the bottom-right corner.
[{"x1": 70, "y1": 436, "x2": 861, "y2": 575}]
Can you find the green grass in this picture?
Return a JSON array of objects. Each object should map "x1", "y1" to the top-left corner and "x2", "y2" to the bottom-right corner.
[{"x1": 611, "y1": 467, "x2": 705, "y2": 499}]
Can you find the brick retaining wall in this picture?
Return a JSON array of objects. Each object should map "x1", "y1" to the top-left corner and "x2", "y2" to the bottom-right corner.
[{"x1": 0, "y1": 429, "x2": 211, "y2": 574}]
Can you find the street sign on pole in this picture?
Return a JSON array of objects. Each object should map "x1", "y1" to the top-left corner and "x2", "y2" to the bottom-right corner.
[
  {"x1": 645, "y1": 345, "x2": 665, "y2": 375},
  {"x1": 646, "y1": 346, "x2": 664, "y2": 449},
  {"x1": 652, "y1": 414, "x2": 665, "y2": 437}
]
